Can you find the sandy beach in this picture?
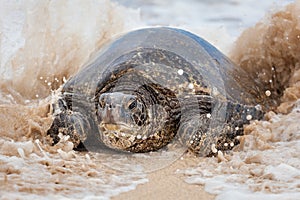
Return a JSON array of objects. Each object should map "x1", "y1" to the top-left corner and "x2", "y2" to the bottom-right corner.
[{"x1": 113, "y1": 155, "x2": 215, "y2": 200}]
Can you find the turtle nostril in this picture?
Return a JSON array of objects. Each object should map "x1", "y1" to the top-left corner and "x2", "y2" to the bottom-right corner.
[
  {"x1": 137, "y1": 121, "x2": 142, "y2": 126},
  {"x1": 99, "y1": 100, "x2": 105, "y2": 109}
]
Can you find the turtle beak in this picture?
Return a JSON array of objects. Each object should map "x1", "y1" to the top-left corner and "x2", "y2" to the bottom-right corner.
[{"x1": 100, "y1": 107, "x2": 116, "y2": 124}]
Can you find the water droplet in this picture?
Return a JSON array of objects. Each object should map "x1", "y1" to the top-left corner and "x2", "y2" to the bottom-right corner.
[
  {"x1": 188, "y1": 83, "x2": 194, "y2": 89},
  {"x1": 212, "y1": 87, "x2": 220, "y2": 96},
  {"x1": 246, "y1": 115, "x2": 252, "y2": 120},
  {"x1": 177, "y1": 69, "x2": 184, "y2": 75},
  {"x1": 265, "y1": 90, "x2": 271, "y2": 97},
  {"x1": 211, "y1": 144, "x2": 218, "y2": 153},
  {"x1": 255, "y1": 104, "x2": 262, "y2": 110}
]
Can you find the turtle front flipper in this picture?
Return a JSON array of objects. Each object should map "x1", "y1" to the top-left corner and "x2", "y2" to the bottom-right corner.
[
  {"x1": 180, "y1": 100, "x2": 264, "y2": 156},
  {"x1": 179, "y1": 113, "x2": 213, "y2": 156},
  {"x1": 47, "y1": 98, "x2": 90, "y2": 149}
]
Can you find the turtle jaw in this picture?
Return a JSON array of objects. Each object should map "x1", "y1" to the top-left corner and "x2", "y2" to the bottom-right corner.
[
  {"x1": 100, "y1": 122, "x2": 133, "y2": 132},
  {"x1": 99, "y1": 122, "x2": 140, "y2": 150}
]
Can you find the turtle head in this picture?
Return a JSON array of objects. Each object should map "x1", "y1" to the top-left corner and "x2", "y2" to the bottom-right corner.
[{"x1": 97, "y1": 92, "x2": 148, "y2": 151}]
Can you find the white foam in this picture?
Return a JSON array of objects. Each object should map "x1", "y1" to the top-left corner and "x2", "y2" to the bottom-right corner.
[{"x1": 181, "y1": 103, "x2": 300, "y2": 199}]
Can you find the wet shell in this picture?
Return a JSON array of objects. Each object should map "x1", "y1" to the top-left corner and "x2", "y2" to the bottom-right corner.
[{"x1": 47, "y1": 27, "x2": 266, "y2": 156}]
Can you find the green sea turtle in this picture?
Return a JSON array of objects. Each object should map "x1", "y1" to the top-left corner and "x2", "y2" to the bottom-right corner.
[{"x1": 47, "y1": 27, "x2": 267, "y2": 156}]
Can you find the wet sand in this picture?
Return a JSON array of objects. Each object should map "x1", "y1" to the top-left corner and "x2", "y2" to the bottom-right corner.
[{"x1": 113, "y1": 155, "x2": 215, "y2": 200}]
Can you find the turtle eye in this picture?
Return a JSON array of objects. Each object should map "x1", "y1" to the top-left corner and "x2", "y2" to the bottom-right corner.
[{"x1": 128, "y1": 100, "x2": 137, "y2": 110}]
